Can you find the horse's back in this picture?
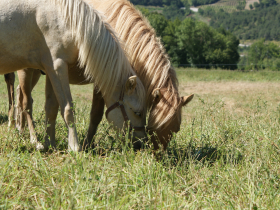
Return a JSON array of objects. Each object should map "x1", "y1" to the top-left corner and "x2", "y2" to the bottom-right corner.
[
  {"x1": 0, "y1": 0, "x2": 76, "y2": 74},
  {"x1": 0, "y1": 0, "x2": 46, "y2": 73}
]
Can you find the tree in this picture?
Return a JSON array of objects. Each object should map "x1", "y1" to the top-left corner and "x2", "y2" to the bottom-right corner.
[
  {"x1": 247, "y1": 39, "x2": 280, "y2": 69},
  {"x1": 162, "y1": 18, "x2": 186, "y2": 64},
  {"x1": 176, "y1": 19, "x2": 239, "y2": 68},
  {"x1": 162, "y1": 4, "x2": 186, "y2": 20},
  {"x1": 147, "y1": 13, "x2": 168, "y2": 37}
]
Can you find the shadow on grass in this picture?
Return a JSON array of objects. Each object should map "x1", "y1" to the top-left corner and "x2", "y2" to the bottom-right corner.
[
  {"x1": 159, "y1": 142, "x2": 244, "y2": 168},
  {"x1": 0, "y1": 113, "x2": 8, "y2": 124}
]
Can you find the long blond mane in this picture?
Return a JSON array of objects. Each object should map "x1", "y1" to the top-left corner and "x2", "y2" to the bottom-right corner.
[
  {"x1": 51, "y1": 0, "x2": 145, "y2": 104},
  {"x1": 100, "y1": 0, "x2": 180, "y2": 130}
]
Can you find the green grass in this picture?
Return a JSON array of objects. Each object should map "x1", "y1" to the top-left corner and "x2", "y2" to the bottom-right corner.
[
  {"x1": 1, "y1": 69, "x2": 280, "y2": 209},
  {"x1": 176, "y1": 68, "x2": 280, "y2": 82}
]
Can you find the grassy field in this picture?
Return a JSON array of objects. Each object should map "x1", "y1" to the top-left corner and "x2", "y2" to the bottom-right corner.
[{"x1": 1, "y1": 69, "x2": 280, "y2": 209}]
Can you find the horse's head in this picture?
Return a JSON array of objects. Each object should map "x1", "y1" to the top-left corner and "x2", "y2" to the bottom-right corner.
[
  {"x1": 148, "y1": 88, "x2": 194, "y2": 150},
  {"x1": 105, "y1": 76, "x2": 147, "y2": 150}
]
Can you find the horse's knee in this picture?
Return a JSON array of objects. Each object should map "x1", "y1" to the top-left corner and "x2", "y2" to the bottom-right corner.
[
  {"x1": 4, "y1": 74, "x2": 10, "y2": 82},
  {"x1": 22, "y1": 97, "x2": 32, "y2": 112},
  {"x1": 4, "y1": 73, "x2": 15, "y2": 83},
  {"x1": 63, "y1": 105, "x2": 75, "y2": 126},
  {"x1": 45, "y1": 105, "x2": 58, "y2": 122}
]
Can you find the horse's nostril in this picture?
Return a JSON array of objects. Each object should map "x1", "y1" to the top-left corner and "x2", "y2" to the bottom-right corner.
[{"x1": 133, "y1": 140, "x2": 143, "y2": 150}]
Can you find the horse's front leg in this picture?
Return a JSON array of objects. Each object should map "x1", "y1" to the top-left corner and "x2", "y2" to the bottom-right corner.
[
  {"x1": 17, "y1": 69, "x2": 44, "y2": 150},
  {"x1": 4, "y1": 73, "x2": 15, "y2": 127},
  {"x1": 83, "y1": 87, "x2": 104, "y2": 150},
  {"x1": 45, "y1": 59, "x2": 80, "y2": 152}
]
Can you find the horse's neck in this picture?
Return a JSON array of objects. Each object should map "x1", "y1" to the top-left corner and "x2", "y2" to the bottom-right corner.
[{"x1": 92, "y1": 0, "x2": 176, "y2": 105}]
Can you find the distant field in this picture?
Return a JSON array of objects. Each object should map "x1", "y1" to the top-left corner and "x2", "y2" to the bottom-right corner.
[
  {"x1": 199, "y1": 0, "x2": 258, "y2": 12},
  {"x1": 1, "y1": 69, "x2": 280, "y2": 208},
  {"x1": 136, "y1": 5, "x2": 163, "y2": 13},
  {"x1": 245, "y1": 0, "x2": 259, "y2": 9}
]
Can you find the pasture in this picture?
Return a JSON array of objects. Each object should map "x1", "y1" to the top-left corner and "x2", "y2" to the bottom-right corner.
[{"x1": 1, "y1": 69, "x2": 280, "y2": 209}]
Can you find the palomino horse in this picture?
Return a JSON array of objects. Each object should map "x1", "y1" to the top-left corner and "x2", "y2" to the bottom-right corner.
[
  {"x1": 3, "y1": 73, "x2": 15, "y2": 127},
  {"x1": 0, "y1": 0, "x2": 146, "y2": 151},
  {"x1": 84, "y1": 0, "x2": 194, "y2": 150},
  {"x1": 15, "y1": 0, "x2": 194, "y2": 151}
]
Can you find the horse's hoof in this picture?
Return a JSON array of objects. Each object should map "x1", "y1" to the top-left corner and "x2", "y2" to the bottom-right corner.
[
  {"x1": 8, "y1": 120, "x2": 15, "y2": 128},
  {"x1": 36, "y1": 142, "x2": 45, "y2": 151},
  {"x1": 68, "y1": 145, "x2": 81, "y2": 152}
]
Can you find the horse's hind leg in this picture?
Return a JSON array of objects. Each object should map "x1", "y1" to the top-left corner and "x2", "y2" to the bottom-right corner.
[
  {"x1": 16, "y1": 69, "x2": 41, "y2": 132},
  {"x1": 16, "y1": 84, "x2": 25, "y2": 132},
  {"x1": 83, "y1": 87, "x2": 104, "y2": 150},
  {"x1": 17, "y1": 69, "x2": 44, "y2": 150},
  {"x1": 4, "y1": 73, "x2": 15, "y2": 127},
  {"x1": 44, "y1": 59, "x2": 80, "y2": 151}
]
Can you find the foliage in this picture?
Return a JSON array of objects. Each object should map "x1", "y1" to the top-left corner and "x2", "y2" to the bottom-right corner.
[
  {"x1": 146, "y1": 13, "x2": 168, "y2": 35},
  {"x1": 136, "y1": 0, "x2": 190, "y2": 20},
  {"x1": 176, "y1": 19, "x2": 239, "y2": 69},
  {"x1": 241, "y1": 39, "x2": 280, "y2": 70},
  {"x1": 162, "y1": 4, "x2": 188, "y2": 20},
  {"x1": 199, "y1": 2, "x2": 280, "y2": 41},
  {"x1": 191, "y1": 0, "x2": 219, "y2": 7},
  {"x1": 236, "y1": 0, "x2": 246, "y2": 10},
  {"x1": 130, "y1": 0, "x2": 183, "y2": 6},
  {"x1": 137, "y1": 8, "x2": 240, "y2": 68}
]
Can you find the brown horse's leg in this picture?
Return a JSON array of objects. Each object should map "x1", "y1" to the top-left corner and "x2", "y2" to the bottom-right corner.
[
  {"x1": 16, "y1": 69, "x2": 41, "y2": 131},
  {"x1": 31, "y1": 70, "x2": 42, "y2": 90},
  {"x1": 16, "y1": 84, "x2": 25, "y2": 132},
  {"x1": 17, "y1": 69, "x2": 44, "y2": 149},
  {"x1": 45, "y1": 76, "x2": 59, "y2": 149},
  {"x1": 83, "y1": 87, "x2": 104, "y2": 150},
  {"x1": 4, "y1": 73, "x2": 15, "y2": 127}
]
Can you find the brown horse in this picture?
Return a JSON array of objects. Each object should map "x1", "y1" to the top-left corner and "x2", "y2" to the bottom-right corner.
[{"x1": 15, "y1": 0, "x2": 194, "y2": 151}]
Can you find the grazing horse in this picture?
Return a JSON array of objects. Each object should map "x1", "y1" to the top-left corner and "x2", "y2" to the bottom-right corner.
[
  {"x1": 0, "y1": 0, "x2": 146, "y2": 151},
  {"x1": 86, "y1": 0, "x2": 194, "y2": 150},
  {"x1": 16, "y1": 0, "x2": 194, "y2": 151}
]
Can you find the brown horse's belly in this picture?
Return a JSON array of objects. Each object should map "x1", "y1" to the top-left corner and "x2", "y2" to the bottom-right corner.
[{"x1": 68, "y1": 65, "x2": 92, "y2": 85}]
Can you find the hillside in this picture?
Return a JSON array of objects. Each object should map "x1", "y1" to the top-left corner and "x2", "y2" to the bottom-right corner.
[{"x1": 204, "y1": 3, "x2": 280, "y2": 40}]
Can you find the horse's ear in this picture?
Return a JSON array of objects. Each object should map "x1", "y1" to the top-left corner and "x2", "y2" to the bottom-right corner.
[
  {"x1": 125, "y1": 76, "x2": 137, "y2": 95},
  {"x1": 181, "y1": 94, "x2": 194, "y2": 107},
  {"x1": 152, "y1": 88, "x2": 163, "y2": 104}
]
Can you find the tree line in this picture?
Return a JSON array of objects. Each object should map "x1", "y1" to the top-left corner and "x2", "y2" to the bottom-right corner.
[
  {"x1": 191, "y1": 0, "x2": 219, "y2": 7},
  {"x1": 239, "y1": 39, "x2": 280, "y2": 70},
  {"x1": 130, "y1": 0, "x2": 219, "y2": 7},
  {"x1": 199, "y1": 0, "x2": 280, "y2": 41},
  {"x1": 130, "y1": 0, "x2": 183, "y2": 6},
  {"x1": 140, "y1": 8, "x2": 240, "y2": 69}
]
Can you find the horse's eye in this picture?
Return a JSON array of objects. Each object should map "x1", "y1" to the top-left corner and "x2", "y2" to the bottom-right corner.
[{"x1": 135, "y1": 112, "x2": 142, "y2": 117}]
